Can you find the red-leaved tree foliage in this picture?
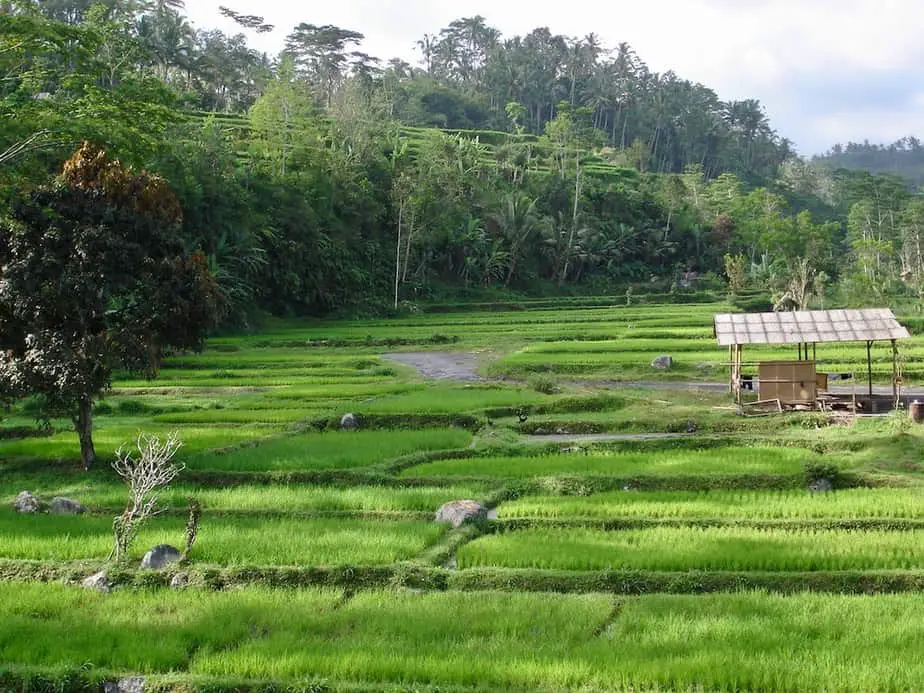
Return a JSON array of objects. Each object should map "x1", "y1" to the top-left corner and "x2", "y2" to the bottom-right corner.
[{"x1": 0, "y1": 143, "x2": 221, "y2": 469}]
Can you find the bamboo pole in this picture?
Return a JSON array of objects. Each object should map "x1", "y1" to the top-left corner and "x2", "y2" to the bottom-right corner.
[
  {"x1": 867, "y1": 341, "x2": 873, "y2": 400},
  {"x1": 729, "y1": 345, "x2": 734, "y2": 394},
  {"x1": 892, "y1": 339, "x2": 899, "y2": 407}
]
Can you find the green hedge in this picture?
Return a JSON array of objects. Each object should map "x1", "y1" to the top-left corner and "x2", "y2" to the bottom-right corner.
[
  {"x1": 7, "y1": 560, "x2": 924, "y2": 597},
  {"x1": 248, "y1": 334, "x2": 460, "y2": 349},
  {"x1": 380, "y1": 448, "x2": 479, "y2": 474},
  {"x1": 312, "y1": 414, "x2": 481, "y2": 432},
  {"x1": 0, "y1": 667, "x2": 482, "y2": 693},
  {"x1": 177, "y1": 469, "x2": 464, "y2": 488},
  {"x1": 446, "y1": 568, "x2": 924, "y2": 595},
  {"x1": 491, "y1": 517, "x2": 924, "y2": 533}
]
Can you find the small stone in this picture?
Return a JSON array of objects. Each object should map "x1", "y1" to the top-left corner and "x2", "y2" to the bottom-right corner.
[
  {"x1": 651, "y1": 355, "x2": 673, "y2": 370},
  {"x1": 533, "y1": 428, "x2": 548, "y2": 435},
  {"x1": 140, "y1": 544, "x2": 182, "y2": 570},
  {"x1": 340, "y1": 413, "x2": 359, "y2": 430},
  {"x1": 684, "y1": 421, "x2": 698, "y2": 434},
  {"x1": 49, "y1": 496, "x2": 86, "y2": 515},
  {"x1": 169, "y1": 572, "x2": 189, "y2": 589},
  {"x1": 435, "y1": 500, "x2": 487, "y2": 528},
  {"x1": 103, "y1": 676, "x2": 145, "y2": 693},
  {"x1": 622, "y1": 484, "x2": 637, "y2": 492},
  {"x1": 809, "y1": 478, "x2": 834, "y2": 493},
  {"x1": 560, "y1": 446, "x2": 583, "y2": 453},
  {"x1": 13, "y1": 491, "x2": 41, "y2": 513},
  {"x1": 82, "y1": 570, "x2": 111, "y2": 593}
]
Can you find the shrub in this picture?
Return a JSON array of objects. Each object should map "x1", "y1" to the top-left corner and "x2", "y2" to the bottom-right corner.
[
  {"x1": 528, "y1": 374, "x2": 560, "y2": 394},
  {"x1": 111, "y1": 432, "x2": 185, "y2": 564}
]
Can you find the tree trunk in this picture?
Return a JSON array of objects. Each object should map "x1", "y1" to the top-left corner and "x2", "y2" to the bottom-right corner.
[
  {"x1": 505, "y1": 247, "x2": 519, "y2": 287},
  {"x1": 74, "y1": 397, "x2": 96, "y2": 471},
  {"x1": 394, "y1": 202, "x2": 403, "y2": 310},
  {"x1": 560, "y1": 162, "x2": 582, "y2": 286}
]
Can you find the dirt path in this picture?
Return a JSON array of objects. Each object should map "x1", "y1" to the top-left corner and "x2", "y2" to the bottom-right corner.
[{"x1": 383, "y1": 352, "x2": 485, "y2": 381}]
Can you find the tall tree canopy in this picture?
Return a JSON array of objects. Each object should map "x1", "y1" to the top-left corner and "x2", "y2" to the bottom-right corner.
[
  {"x1": 0, "y1": 143, "x2": 220, "y2": 468},
  {"x1": 0, "y1": 1, "x2": 920, "y2": 348}
]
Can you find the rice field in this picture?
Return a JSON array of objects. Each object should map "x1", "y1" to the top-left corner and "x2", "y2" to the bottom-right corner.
[
  {"x1": 457, "y1": 525, "x2": 924, "y2": 571},
  {"x1": 4, "y1": 584, "x2": 924, "y2": 691},
  {"x1": 4, "y1": 297, "x2": 924, "y2": 691},
  {"x1": 500, "y1": 488, "x2": 924, "y2": 520},
  {"x1": 403, "y1": 446, "x2": 817, "y2": 479},
  {"x1": 0, "y1": 511, "x2": 444, "y2": 565},
  {"x1": 1, "y1": 480, "x2": 488, "y2": 513},
  {"x1": 184, "y1": 428, "x2": 472, "y2": 472}
]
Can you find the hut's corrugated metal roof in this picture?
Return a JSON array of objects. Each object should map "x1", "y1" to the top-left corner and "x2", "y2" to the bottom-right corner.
[{"x1": 713, "y1": 309, "x2": 909, "y2": 346}]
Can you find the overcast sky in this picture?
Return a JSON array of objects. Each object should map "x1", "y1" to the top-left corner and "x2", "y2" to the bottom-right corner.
[{"x1": 185, "y1": 0, "x2": 924, "y2": 156}]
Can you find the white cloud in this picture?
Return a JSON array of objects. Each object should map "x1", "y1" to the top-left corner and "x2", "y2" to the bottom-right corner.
[{"x1": 183, "y1": 0, "x2": 924, "y2": 153}]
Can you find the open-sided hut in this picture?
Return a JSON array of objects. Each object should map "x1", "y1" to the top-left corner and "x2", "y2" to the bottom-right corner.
[{"x1": 713, "y1": 309, "x2": 910, "y2": 411}]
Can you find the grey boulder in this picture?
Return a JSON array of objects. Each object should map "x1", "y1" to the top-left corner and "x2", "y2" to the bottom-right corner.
[
  {"x1": 140, "y1": 544, "x2": 182, "y2": 570},
  {"x1": 809, "y1": 478, "x2": 834, "y2": 493},
  {"x1": 651, "y1": 355, "x2": 673, "y2": 370},
  {"x1": 13, "y1": 491, "x2": 41, "y2": 513},
  {"x1": 169, "y1": 572, "x2": 189, "y2": 589},
  {"x1": 50, "y1": 496, "x2": 86, "y2": 515},
  {"x1": 340, "y1": 413, "x2": 359, "y2": 430},
  {"x1": 104, "y1": 677, "x2": 145, "y2": 693},
  {"x1": 82, "y1": 570, "x2": 111, "y2": 593},
  {"x1": 435, "y1": 500, "x2": 487, "y2": 528}
]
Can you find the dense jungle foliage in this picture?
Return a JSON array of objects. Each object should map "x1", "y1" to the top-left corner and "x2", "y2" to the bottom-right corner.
[{"x1": 3, "y1": 0, "x2": 924, "y2": 325}]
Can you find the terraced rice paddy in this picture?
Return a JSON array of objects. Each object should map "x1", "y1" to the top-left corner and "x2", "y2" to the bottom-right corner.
[
  {"x1": 499, "y1": 487, "x2": 924, "y2": 520},
  {"x1": 458, "y1": 526, "x2": 924, "y2": 571},
  {"x1": 0, "y1": 511, "x2": 444, "y2": 565},
  {"x1": 4, "y1": 297, "x2": 924, "y2": 691},
  {"x1": 4, "y1": 585, "x2": 924, "y2": 691},
  {"x1": 402, "y1": 446, "x2": 816, "y2": 479}
]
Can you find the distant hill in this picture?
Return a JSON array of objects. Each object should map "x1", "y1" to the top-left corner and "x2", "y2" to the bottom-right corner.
[{"x1": 813, "y1": 137, "x2": 924, "y2": 187}]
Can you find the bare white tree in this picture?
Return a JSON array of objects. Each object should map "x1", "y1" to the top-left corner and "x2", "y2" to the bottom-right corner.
[{"x1": 110, "y1": 432, "x2": 185, "y2": 563}]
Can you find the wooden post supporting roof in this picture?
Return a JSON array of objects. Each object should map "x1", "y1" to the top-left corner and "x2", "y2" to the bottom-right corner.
[
  {"x1": 728, "y1": 345, "x2": 734, "y2": 394},
  {"x1": 867, "y1": 341, "x2": 873, "y2": 400},
  {"x1": 892, "y1": 339, "x2": 899, "y2": 406}
]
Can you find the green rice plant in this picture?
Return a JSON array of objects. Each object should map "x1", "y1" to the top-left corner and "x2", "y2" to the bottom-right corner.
[
  {"x1": 457, "y1": 525, "x2": 924, "y2": 571},
  {"x1": 402, "y1": 446, "x2": 816, "y2": 479},
  {"x1": 187, "y1": 428, "x2": 471, "y2": 471},
  {"x1": 351, "y1": 385, "x2": 551, "y2": 415},
  {"x1": 189, "y1": 589, "x2": 613, "y2": 688},
  {"x1": 0, "y1": 583, "x2": 337, "y2": 674},
  {"x1": 527, "y1": 374, "x2": 560, "y2": 394},
  {"x1": 5, "y1": 585, "x2": 924, "y2": 690},
  {"x1": 151, "y1": 408, "x2": 322, "y2": 424},
  {"x1": 0, "y1": 511, "x2": 444, "y2": 565},
  {"x1": 0, "y1": 480, "x2": 491, "y2": 514},
  {"x1": 0, "y1": 423, "x2": 280, "y2": 465},
  {"x1": 499, "y1": 488, "x2": 924, "y2": 521}
]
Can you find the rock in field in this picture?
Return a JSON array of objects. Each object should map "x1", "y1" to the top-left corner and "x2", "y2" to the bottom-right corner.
[
  {"x1": 169, "y1": 572, "x2": 189, "y2": 589},
  {"x1": 651, "y1": 355, "x2": 673, "y2": 370},
  {"x1": 13, "y1": 491, "x2": 41, "y2": 513},
  {"x1": 104, "y1": 676, "x2": 145, "y2": 693},
  {"x1": 49, "y1": 496, "x2": 86, "y2": 515},
  {"x1": 140, "y1": 544, "x2": 182, "y2": 570},
  {"x1": 809, "y1": 478, "x2": 834, "y2": 493},
  {"x1": 340, "y1": 412, "x2": 359, "y2": 430},
  {"x1": 82, "y1": 570, "x2": 111, "y2": 593},
  {"x1": 435, "y1": 500, "x2": 487, "y2": 528}
]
